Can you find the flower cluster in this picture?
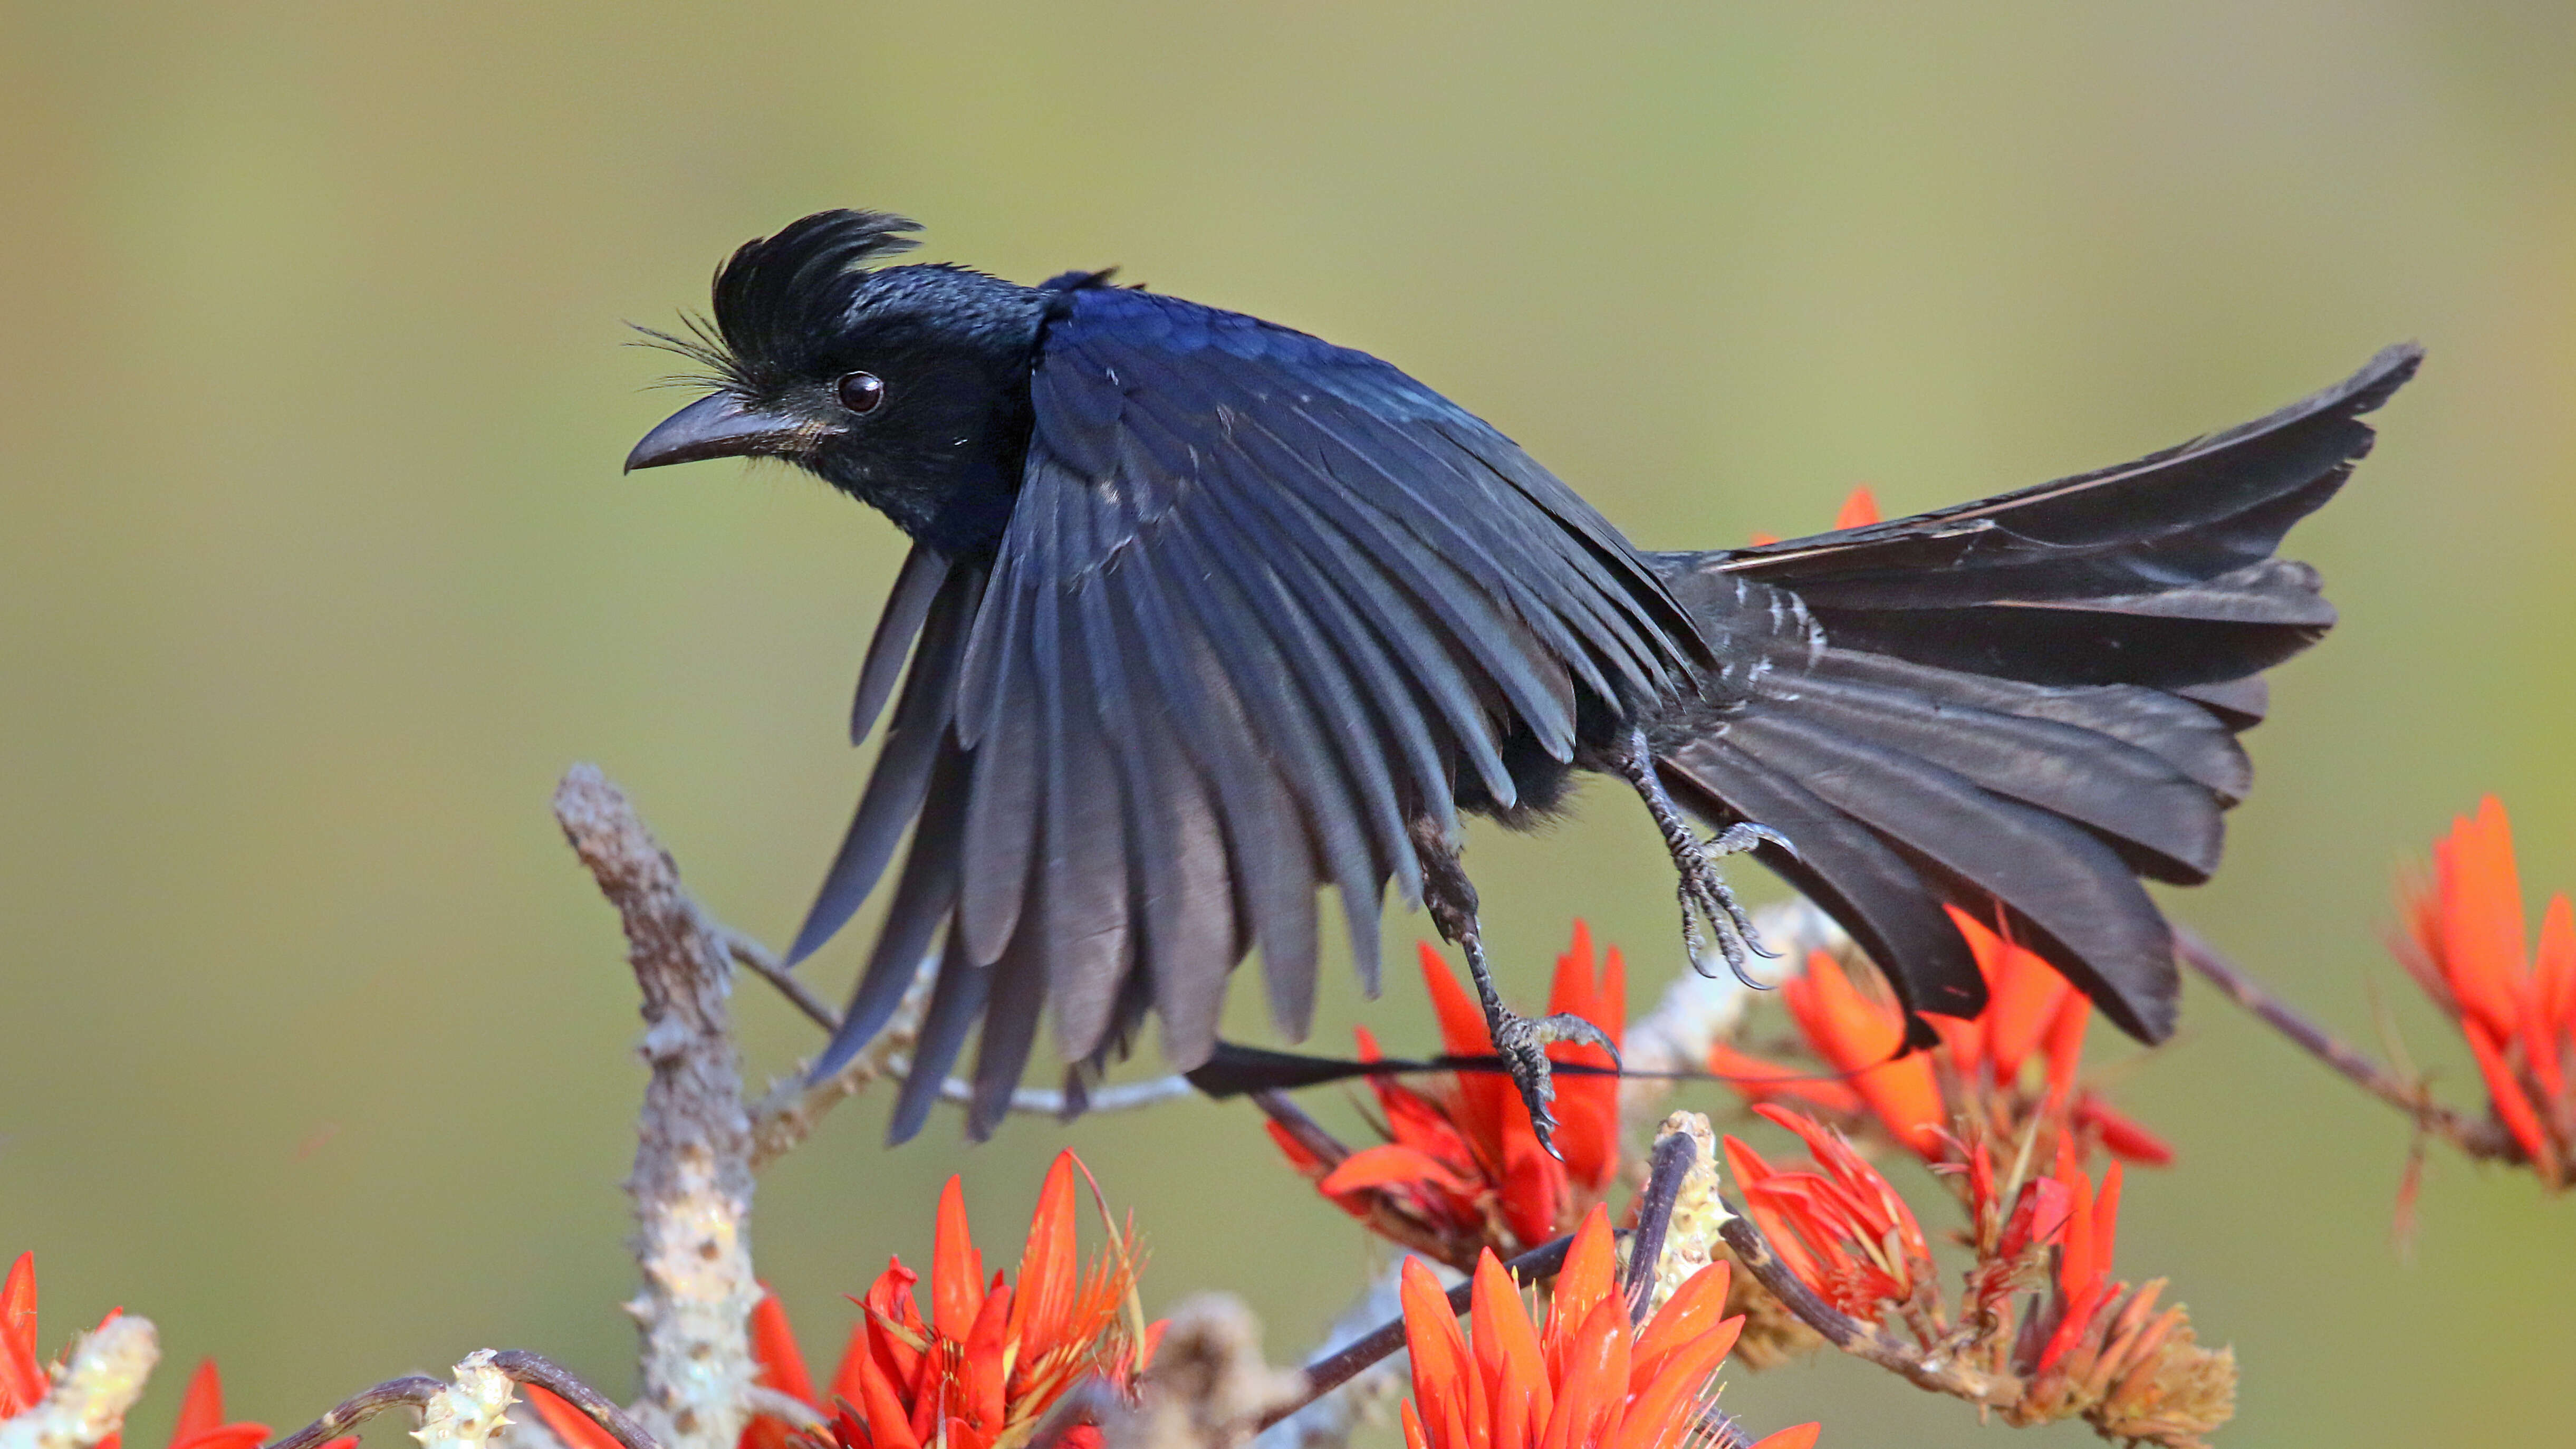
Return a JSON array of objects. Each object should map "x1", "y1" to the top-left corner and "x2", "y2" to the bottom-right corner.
[
  {"x1": 1397, "y1": 1205, "x2": 1818, "y2": 1449},
  {"x1": 1710, "y1": 917, "x2": 2171, "y2": 1172},
  {"x1": 2, "y1": 1253, "x2": 312, "y2": 1449},
  {"x1": 1266, "y1": 925, "x2": 1627, "y2": 1268},
  {"x1": 528, "y1": 1153, "x2": 1152, "y2": 1449},
  {"x1": 1725, "y1": 1109, "x2": 2232, "y2": 1448},
  {"x1": 2393, "y1": 795, "x2": 2576, "y2": 1186}
]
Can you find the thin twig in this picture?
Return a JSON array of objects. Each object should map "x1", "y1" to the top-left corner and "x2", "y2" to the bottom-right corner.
[
  {"x1": 729, "y1": 928, "x2": 1193, "y2": 1166},
  {"x1": 262, "y1": 1379, "x2": 445, "y2": 1449},
  {"x1": 555, "y1": 766, "x2": 760, "y2": 1449},
  {"x1": 722, "y1": 931, "x2": 839, "y2": 1033},
  {"x1": 489, "y1": 1352, "x2": 665, "y2": 1449},
  {"x1": 1253, "y1": 1235, "x2": 1579, "y2": 1432},
  {"x1": 2173, "y1": 927, "x2": 2518, "y2": 1161}
]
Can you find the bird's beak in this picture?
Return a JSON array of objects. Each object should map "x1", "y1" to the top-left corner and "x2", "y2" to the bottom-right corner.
[{"x1": 624, "y1": 393, "x2": 812, "y2": 473}]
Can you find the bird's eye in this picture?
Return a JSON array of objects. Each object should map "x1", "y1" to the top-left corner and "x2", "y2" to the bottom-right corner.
[{"x1": 836, "y1": 371, "x2": 887, "y2": 415}]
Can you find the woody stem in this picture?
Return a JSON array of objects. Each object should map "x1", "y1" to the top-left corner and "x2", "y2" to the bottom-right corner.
[
  {"x1": 262, "y1": 1355, "x2": 659, "y2": 1449},
  {"x1": 1252, "y1": 1233, "x2": 1580, "y2": 1432},
  {"x1": 2172, "y1": 926, "x2": 2521, "y2": 1161}
]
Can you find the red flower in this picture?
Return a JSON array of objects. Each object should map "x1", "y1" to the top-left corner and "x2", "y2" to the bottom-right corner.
[
  {"x1": 530, "y1": 1153, "x2": 1148, "y2": 1449},
  {"x1": 1270, "y1": 925, "x2": 1626, "y2": 1264},
  {"x1": 2395, "y1": 795, "x2": 2576, "y2": 1183},
  {"x1": 1724, "y1": 1110, "x2": 2230, "y2": 1444},
  {"x1": 1716, "y1": 920, "x2": 2171, "y2": 1170},
  {"x1": 0, "y1": 1254, "x2": 299, "y2": 1449},
  {"x1": 1396, "y1": 1205, "x2": 1819, "y2": 1449},
  {"x1": 1722, "y1": 1107, "x2": 1934, "y2": 1319}
]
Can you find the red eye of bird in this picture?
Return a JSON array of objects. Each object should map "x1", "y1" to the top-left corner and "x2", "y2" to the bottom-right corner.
[{"x1": 837, "y1": 371, "x2": 887, "y2": 414}]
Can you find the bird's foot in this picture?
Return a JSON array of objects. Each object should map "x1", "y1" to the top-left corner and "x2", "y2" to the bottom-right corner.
[
  {"x1": 1614, "y1": 726, "x2": 1795, "y2": 987},
  {"x1": 1486, "y1": 1005, "x2": 1622, "y2": 1161},
  {"x1": 1674, "y1": 820, "x2": 1792, "y2": 986}
]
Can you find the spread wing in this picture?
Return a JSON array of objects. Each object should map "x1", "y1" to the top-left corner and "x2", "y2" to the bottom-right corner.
[{"x1": 797, "y1": 282, "x2": 1702, "y2": 1140}]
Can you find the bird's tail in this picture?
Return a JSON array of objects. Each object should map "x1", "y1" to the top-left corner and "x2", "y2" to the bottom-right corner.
[{"x1": 1648, "y1": 344, "x2": 2421, "y2": 1044}]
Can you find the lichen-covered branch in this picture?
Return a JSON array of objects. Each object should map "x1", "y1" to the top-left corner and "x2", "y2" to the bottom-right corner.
[
  {"x1": 264, "y1": 1354, "x2": 655, "y2": 1449},
  {"x1": 413, "y1": 1352, "x2": 517, "y2": 1449},
  {"x1": 554, "y1": 766, "x2": 759, "y2": 1449},
  {"x1": 263, "y1": 1378, "x2": 445, "y2": 1449},
  {"x1": 488, "y1": 1352, "x2": 664, "y2": 1449},
  {"x1": 0, "y1": 1317, "x2": 158, "y2": 1449}
]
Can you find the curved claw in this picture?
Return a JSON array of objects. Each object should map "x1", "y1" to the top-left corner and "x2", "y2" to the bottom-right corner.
[
  {"x1": 1526, "y1": 1011, "x2": 1622, "y2": 1065},
  {"x1": 1712, "y1": 820, "x2": 1799, "y2": 861}
]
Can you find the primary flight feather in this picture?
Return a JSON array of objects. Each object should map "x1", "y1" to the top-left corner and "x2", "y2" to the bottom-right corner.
[{"x1": 626, "y1": 209, "x2": 2418, "y2": 1147}]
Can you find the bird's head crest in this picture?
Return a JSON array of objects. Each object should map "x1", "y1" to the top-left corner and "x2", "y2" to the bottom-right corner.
[{"x1": 642, "y1": 209, "x2": 925, "y2": 391}]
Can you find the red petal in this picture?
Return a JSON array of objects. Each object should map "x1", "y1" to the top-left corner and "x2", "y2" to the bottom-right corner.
[
  {"x1": 852, "y1": 1346, "x2": 924, "y2": 1449},
  {"x1": 1421, "y1": 944, "x2": 1516, "y2": 1165},
  {"x1": 1997, "y1": 1176, "x2": 2073, "y2": 1261},
  {"x1": 1265, "y1": 1119, "x2": 1325, "y2": 1175},
  {"x1": 2077, "y1": 1095, "x2": 2176, "y2": 1167},
  {"x1": 2439, "y1": 798, "x2": 2529, "y2": 1041},
  {"x1": 1544, "y1": 1205, "x2": 1619, "y2": 1373},
  {"x1": 747, "y1": 1288, "x2": 818, "y2": 1405},
  {"x1": 1400, "y1": 1257, "x2": 1472, "y2": 1445},
  {"x1": 523, "y1": 1385, "x2": 626, "y2": 1449},
  {"x1": 2529, "y1": 893, "x2": 2575, "y2": 1105},
  {"x1": 2, "y1": 1252, "x2": 43, "y2": 1418},
  {"x1": 1320, "y1": 1144, "x2": 1483, "y2": 1198},
  {"x1": 2039, "y1": 993, "x2": 2090, "y2": 1113},
  {"x1": 2093, "y1": 1162, "x2": 2125, "y2": 1280},
  {"x1": 1421, "y1": 942, "x2": 1494, "y2": 1057},
  {"x1": 1538, "y1": 1297, "x2": 1629, "y2": 1449},
  {"x1": 857, "y1": 1257, "x2": 924, "y2": 1391},
  {"x1": 2539, "y1": 893, "x2": 2576, "y2": 1036},
  {"x1": 1613, "y1": 1326, "x2": 1735, "y2": 1449},
  {"x1": 173, "y1": 1360, "x2": 226, "y2": 1443},
  {"x1": 1547, "y1": 922, "x2": 1626, "y2": 1192},
  {"x1": 1976, "y1": 919, "x2": 2069, "y2": 1079},
  {"x1": 1401, "y1": 1399, "x2": 1433, "y2": 1449},
  {"x1": 1706, "y1": 1043, "x2": 1868, "y2": 1118},
  {"x1": 165, "y1": 1424, "x2": 265, "y2": 1449},
  {"x1": 2464, "y1": 1016, "x2": 2559, "y2": 1175},
  {"x1": 1010, "y1": 1152, "x2": 1081, "y2": 1355},
  {"x1": 1470, "y1": 1250, "x2": 1552, "y2": 1441},
  {"x1": 1498, "y1": 1131, "x2": 1572, "y2": 1251},
  {"x1": 2056, "y1": 1156, "x2": 2098, "y2": 1304},
  {"x1": 1786, "y1": 955, "x2": 1946, "y2": 1154},
  {"x1": 960, "y1": 1282, "x2": 1012, "y2": 1432},
  {"x1": 930, "y1": 1177, "x2": 985, "y2": 1341},
  {"x1": 1834, "y1": 485, "x2": 1881, "y2": 529},
  {"x1": 1631, "y1": 1262, "x2": 1736, "y2": 1374}
]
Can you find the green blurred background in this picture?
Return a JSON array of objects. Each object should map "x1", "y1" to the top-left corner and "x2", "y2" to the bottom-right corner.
[{"x1": 4, "y1": 3, "x2": 2571, "y2": 1444}]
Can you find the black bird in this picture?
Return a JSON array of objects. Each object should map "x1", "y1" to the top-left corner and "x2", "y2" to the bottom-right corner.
[{"x1": 626, "y1": 209, "x2": 2418, "y2": 1148}]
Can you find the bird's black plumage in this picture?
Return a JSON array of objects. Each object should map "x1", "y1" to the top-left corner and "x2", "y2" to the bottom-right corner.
[{"x1": 627, "y1": 209, "x2": 2420, "y2": 1140}]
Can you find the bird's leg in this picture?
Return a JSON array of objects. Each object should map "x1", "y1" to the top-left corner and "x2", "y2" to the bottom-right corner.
[
  {"x1": 1409, "y1": 818, "x2": 1618, "y2": 1162},
  {"x1": 1614, "y1": 726, "x2": 1790, "y2": 986}
]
